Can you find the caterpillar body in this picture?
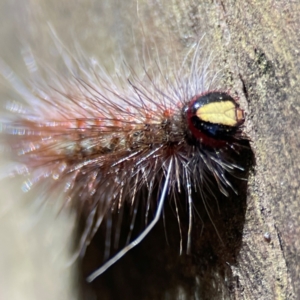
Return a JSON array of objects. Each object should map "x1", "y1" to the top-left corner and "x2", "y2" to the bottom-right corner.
[{"x1": 0, "y1": 35, "x2": 251, "y2": 285}]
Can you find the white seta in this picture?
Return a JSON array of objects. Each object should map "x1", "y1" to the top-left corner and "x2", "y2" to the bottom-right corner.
[{"x1": 86, "y1": 158, "x2": 173, "y2": 282}]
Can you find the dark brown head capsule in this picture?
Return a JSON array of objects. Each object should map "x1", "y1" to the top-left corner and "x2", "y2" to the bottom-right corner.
[{"x1": 186, "y1": 92, "x2": 245, "y2": 147}]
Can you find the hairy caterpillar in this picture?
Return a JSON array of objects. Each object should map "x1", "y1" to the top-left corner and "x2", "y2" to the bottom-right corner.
[{"x1": 0, "y1": 22, "x2": 253, "y2": 297}]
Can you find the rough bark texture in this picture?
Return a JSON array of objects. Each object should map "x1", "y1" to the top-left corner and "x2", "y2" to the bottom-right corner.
[{"x1": 0, "y1": 0, "x2": 299, "y2": 299}]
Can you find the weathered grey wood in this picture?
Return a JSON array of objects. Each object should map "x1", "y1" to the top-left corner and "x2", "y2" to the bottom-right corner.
[{"x1": 211, "y1": 2, "x2": 300, "y2": 299}]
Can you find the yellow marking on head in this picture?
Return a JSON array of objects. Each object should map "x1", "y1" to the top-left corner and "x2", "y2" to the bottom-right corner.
[{"x1": 196, "y1": 101, "x2": 244, "y2": 126}]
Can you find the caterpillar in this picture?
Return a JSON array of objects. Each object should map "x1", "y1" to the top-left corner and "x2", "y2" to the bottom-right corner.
[{"x1": 0, "y1": 27, "x2": 252, "y2": 288}]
